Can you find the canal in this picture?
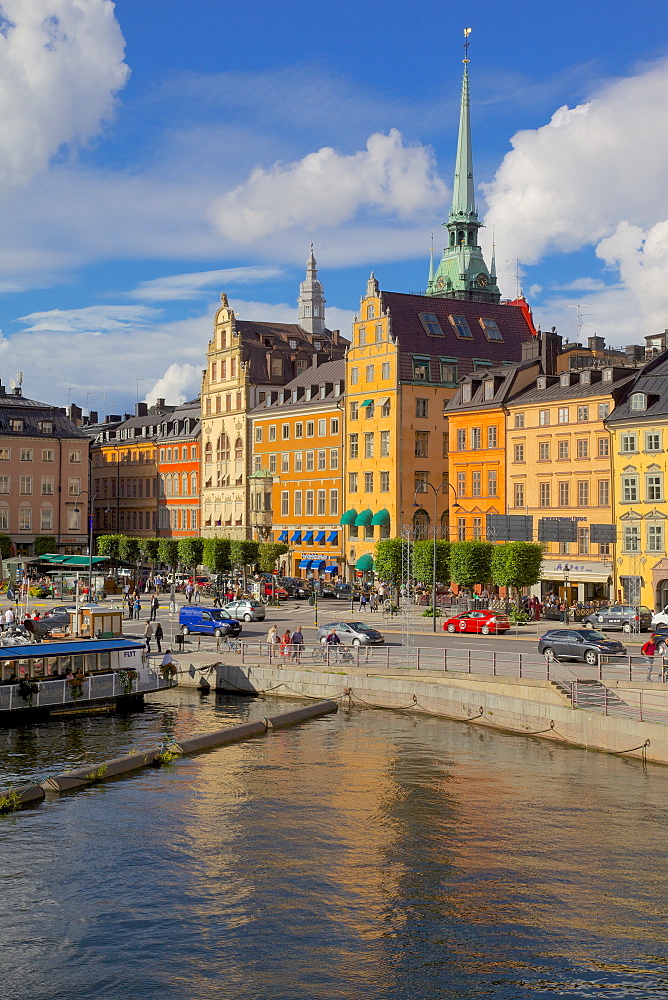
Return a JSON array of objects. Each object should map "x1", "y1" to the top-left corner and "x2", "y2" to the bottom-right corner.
[{"x1": 0, "y1": 688, "x2": 667, "y2": 999}]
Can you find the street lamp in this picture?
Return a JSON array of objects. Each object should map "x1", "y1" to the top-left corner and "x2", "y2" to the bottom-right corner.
[
  {"x1": 71, "y1": 490, "x2": 100, "y2": 630},
  {"x1": 563, "y1": 563, "x2": 570, "y2": 622},
  {"x1": 411, "y1": 481, "x2": 458, "y2": 632}
]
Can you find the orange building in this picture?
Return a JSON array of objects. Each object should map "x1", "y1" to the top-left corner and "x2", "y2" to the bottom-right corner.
[
  {"x1": 157, "y1": 399, "x2": 200, "y2": 536},
  {"x1": 249, "y1": 359, "x2": 344, "y2": 579}
]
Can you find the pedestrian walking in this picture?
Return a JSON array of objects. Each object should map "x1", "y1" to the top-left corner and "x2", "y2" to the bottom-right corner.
[
  {"x1": 280, "y1": 629, "x2": 291, "y2": 658},
  {"x1": 126, "y1": 594, "x2": 134, "y2": 620},
  {"x1": 133, "y1": 596, "x2": 141, "y2": 620},
  {"x1": 267, "y1": 624, "x2": 279, "y2": 650},
  {"x1": 642, "y1": 637, "x2": 657, "y2": 680},
  {"x1": 369, "y1": 592, "x2": 378, "y2": 613},
  {"x1": 185, "y1": 582, "x2": 194, "y2": 603},
  {"x1": 291, "y1": 626, "x2": 304, "y2": 660},
  {"x1": 154, "y1": 622, "x2": 163, "y2": 653},
  {"x1": 150, "y1": 595, "x2": 160, "y2": 621},
  {"x1": 144, "y1": 620, "x2": 153, "y2": 653},
  {"x1": 359, "y1": 592, "x2": 368, "y2": 612}
]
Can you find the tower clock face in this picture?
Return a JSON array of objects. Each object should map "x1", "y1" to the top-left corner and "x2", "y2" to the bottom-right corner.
[
  {"x1": 436, "y1": 275, "x2": 446, "y2": 289},
  {"x1": 476, "y1": 273, "x2": 489, "y2": 288}
]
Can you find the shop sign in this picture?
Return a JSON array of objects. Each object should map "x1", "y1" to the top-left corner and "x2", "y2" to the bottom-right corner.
[{"x1": 542, "y1": 559, "x2": 613, "y2": 577}]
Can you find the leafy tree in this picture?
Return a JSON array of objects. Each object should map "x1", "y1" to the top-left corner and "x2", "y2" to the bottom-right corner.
[
  {"x1": 118, "y1": 536, "x2": 141, "y2": 565},
  {"x1": 158, "y1": 538, "x2": 179, "y2": 571},
  {"x1": 373, "y1": 538, "x2": 403, "y2": 583},
  {"x1": 96, "y1": 534, "x2": 124, "y2": 560},
  {"x1": 33, "y1": 536, "x2": 57, "y2": 557},
  {"x1": 413, "y1": 540, "x2": 450, "y2": 586},
  {"x1": 258, "y1": 542, "x2": 289, "y2": 573},
  {"x1": 139, "y1": 538, "x2": 160, "y2": 563},
  {"x1": 178, "y1": 537, "x2": 204, "y2": 571},
  {"x1": 449, "y1": 541, "x2": 493, "y2": 588},
  {"x1": 0, "y1": 534, "x2": 11, "y2": 559},
  {"x1": 230, "y1": 540, "x2": 260, "y2": 570},
  {"x1": 491, "y1": 542, "x2": 543, "y2": 607},
  {"x1": 202, "y1": 538, "x2": 231, "y2": 575}
]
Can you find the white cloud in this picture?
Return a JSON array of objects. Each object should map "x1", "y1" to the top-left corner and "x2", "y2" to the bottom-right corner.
[
  {"x1": 144, "y1": 363, "x2": 201, "y2": 406},
  {"x1": 212, "y1": 129, "x2": 448, "y2": 244},
  {"x1": 597, "y1": 220, "x2": 668, "y2": 335},
  {"x1": 17, "y1": 304, "x2": 158, "y2": 333},
  {"x1": 129, "y1": 266, "x2": 284, "y2": 302},
  {"x1": 0, "y1": 0, "x2": 128, "y2": 191}
]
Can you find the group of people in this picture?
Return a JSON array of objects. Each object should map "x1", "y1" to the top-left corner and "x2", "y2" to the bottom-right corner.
[{"x1": 266, "y1": 624, "x2": 305, "y2": 659}]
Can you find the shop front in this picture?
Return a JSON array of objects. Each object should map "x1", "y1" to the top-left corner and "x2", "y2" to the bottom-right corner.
[
  {"x1": 539, "y1": 558, "x2": 614, "y2": 605},
  {"x1": 295, "y1": 551, "x2": 342, "y2": 582}
]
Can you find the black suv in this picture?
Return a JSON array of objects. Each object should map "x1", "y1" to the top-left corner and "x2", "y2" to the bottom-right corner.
[
  {"x1": 538, "y1": 628, "x2": 627, "y2": 665},
  {"x1": 581, "y1": 604, "x2": 652, "y2": 632}
]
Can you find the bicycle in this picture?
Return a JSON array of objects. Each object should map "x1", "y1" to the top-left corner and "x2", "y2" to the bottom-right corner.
[
  {"x1": 310, "y1": 643, "x2": 354, "y2": 664},
  {"x1": 382, "y1": 601, "x2": 399, "y2": 618},
  {"x1": 219, "y1": 635, "x2": 241, "y2": 653}
]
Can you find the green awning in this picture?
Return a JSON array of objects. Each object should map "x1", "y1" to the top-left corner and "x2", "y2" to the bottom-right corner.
[
  {"x1": 355, "y1": 554, "x2": 374, "y2": 571},
  {"x1": 371, "y1": 508, "x2": 390, "y2": 526},
  {"x1": 39, "y1": 555, "x2": 109, "y2": 566},
  {"x1": 354, "y1": 508, "x2": 373, "y2": 526},
  {"x1": 360, "y1": 399, "x2": 373, "y2": 407},
  {"x1": 339, "y1": 509, "x2": 358, "y2": 526}
]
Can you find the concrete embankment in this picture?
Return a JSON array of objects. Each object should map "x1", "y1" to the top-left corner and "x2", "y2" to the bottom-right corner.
[
  {"x1": 211, "y1": 659, "x2": 668, "y2": 765},
  {"x1": 0, "y1": 699, "x2": 338, "y2": 815}
]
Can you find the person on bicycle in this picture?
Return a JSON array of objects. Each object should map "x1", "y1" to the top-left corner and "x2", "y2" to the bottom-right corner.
[{"x1": 325, "y1": 629, "x2": 341, "y2": 646}]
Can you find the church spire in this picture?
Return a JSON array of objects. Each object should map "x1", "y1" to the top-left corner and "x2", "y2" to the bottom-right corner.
[
  {"x1": 426, "y1": 29, "x2": 500, "y2": 304},
  {"x1": 297, "y1": 242, "x2": 326, "y2": 335}
]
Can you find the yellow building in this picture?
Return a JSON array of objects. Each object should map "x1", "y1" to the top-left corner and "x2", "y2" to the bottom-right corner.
[
  {"x1": 341, "y1": 275, "x2": 535, "y2": 576},
  {"x1": 200, "y1": 252, "x2": 346, "y2": 538},
  {"x1": 607, "y1": 353, "x2": 668, "y2": 610},
  {"x1": 249, "y1": 358, "x2": 344, "y2": 578},
  {"x1": 506, "y1": 366, "x2": 634, "y2": 603}
]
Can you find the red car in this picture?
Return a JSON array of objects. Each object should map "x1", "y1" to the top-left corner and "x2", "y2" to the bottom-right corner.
[{"x1": 443, "y1": 611, "x2": 511, "y2": 635}]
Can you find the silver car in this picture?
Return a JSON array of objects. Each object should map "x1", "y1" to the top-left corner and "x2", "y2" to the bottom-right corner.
[
  {"x1": 315, "y1": 621, "x2": 384, "y2": 646},
  {"x1": 220, "y1": 600, "x2": 266, "y2": 622}
]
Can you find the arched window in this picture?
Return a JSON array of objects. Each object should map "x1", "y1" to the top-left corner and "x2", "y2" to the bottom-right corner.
[
  {"x1": 412, "y1": 508, "x2": 430, "y2": 541},
  {"x1": 458, "y1": 230, "x2": 465, "y2": 245},
  {"x1": 172, "y1": 474, "x2": 179, "y2": 496},
  {"x1": 450, "y1": 231, "x2": 456, "y2": 248},
  {"x1": 217, "y1": 433, "x2": 230, "y2": 461},
  {"x1": 204, "y1": 440, "x2": 212, "y2": 460},
  {"x1": 234, "y1": 437, "x2": 243, "y2": 460},
  {"x1": 182, "y1": 473, "x2": 188, "y2": 495},
  {"x1": 366, "y1": 304, "x2": 375, "y2": 319},
  {"x1": 468, "y1": 230, "x2": 474, "y2": 246},
  {"x1": 191, "y1": 472, "x2": 197, "y2": 495}
]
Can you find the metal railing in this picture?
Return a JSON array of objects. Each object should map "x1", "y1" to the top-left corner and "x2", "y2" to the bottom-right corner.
[
  {"x1": 571, "y1": 681, "x2": 668, "y2": 725},
  {"x1": 0, "y1": 670, "x2": 171, "y2": 713}
]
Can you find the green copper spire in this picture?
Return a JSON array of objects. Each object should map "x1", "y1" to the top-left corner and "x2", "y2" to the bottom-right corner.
[
  {"x1": 450, "y1": 64, "x2": 476, "y2": 222},
  {"x1": 426, "y1": 28, "x2": 500, "y2": 304}
]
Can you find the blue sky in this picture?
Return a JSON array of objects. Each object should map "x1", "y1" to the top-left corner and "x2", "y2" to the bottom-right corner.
[{"x1": 2, "y1": 0, "x2": 668, "y2": 412}]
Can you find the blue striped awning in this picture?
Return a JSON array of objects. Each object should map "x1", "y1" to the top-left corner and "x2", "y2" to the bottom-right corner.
[
  {"x1": 327, "y1": 531, "x2": 338, "y2": 544},
  {"x1": 277, "y1": 531, "x2": 288, "y2": 542},
  {"x1": 311, "y1": 560, "x2": 326, "y2": 569},
  {"x1": 302, "y1": 531, "x2": 314, "y2": 544},
  {"x1": 291, "y1": 531, "x2": 302, "y2": 543},
  {"x1": 315, "y1": 531, "x2": 326, "y2": 543},
  {"x1": 325, "y1": 564, "x2": 339, "y2": 572},
  {"x1": 298, "y1": 559, "x2": 311, "y2": 569}
]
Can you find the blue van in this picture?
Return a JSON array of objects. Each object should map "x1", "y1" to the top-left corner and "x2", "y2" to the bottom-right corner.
[{"x1": 179, "y1": 606, "x2": 241, "y2": 638}]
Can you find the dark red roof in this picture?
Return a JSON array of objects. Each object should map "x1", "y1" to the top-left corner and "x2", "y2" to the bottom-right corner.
[{"x1": 380, "y1": 291, "x2": 535, "y2": 381}]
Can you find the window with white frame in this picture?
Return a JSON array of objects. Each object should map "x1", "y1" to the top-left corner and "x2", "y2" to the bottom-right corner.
[
  {"x1": 295, "y1": 422, "x2": 303, "y2": 438},
  {"x1": 647, "y1": 474, "x2": 663, "y2": 501},
  {"x1": 539, "y1": 441, "x2": 550, "y2": 461},
  {"x1": 540, "y1": 482, "x2": 551, "y2": 507},
  {"x1": 282, "y1": 424, "x2": 290, "y2": 440},
  {"x1": 364, "y1": 472, "x2": 373, "y2": 492},
  {"x1": 487, "y1": 426, "x2": 497, "y2": 448},
  {"x1": 598, "y1": 437, "x2": 609, "y2": 457},
  {"x1": 318, "y1": 450, "x2": 326, "y2": 470},
  {"x1": 42, "y1": 449, "x2": 54, "y2": 462},
  {"x1": 380, "y1": 472, "x2": 390, "y2": 492},
  {"x1": 514, "y1": 443, "x2": 525, "y2": 462},
  {"x1": 623, "y1": 524, "x2": 640, "y2": 552},
  {"x1": 348, "y1": 472, "x2": 357, "y2": 493},
  {"x1": 281, "y1": 453, "x2": 290, "y2": 473},
  {"x1": 69, "y1": 450, "x2": 82, "y2": 463},
  {"x1": 40, "y1": 507, "x2": 53, "y2": 531},
  {"x1": 364, "y1": 433, "x2": 374, "y2": 459},
  {"x1": 457, "y1": 518, "x2": 466, "y2": 541},
  {"x1": 380, "y1": 430, "x2": 390, "y2": 457},
  {"x1": 559, "y1": 481, "x2": 570, "y2": 506},
  {"x1": 472, "y1": 472, "x2": 481, "y2": 497},
  {"x1": 381, "y1": 362, "x2": 390, "y2": 380},
  {"x1": 20, "y1": 448, "x2": 32, "y2": 462},
  {"x1": 577, "y1": 439, "x2": 589, "y2": 458},
  {"x1": 350, "y1": 402, "x2": 358, "y2": 420},
  {"x1": 578, "y1": 527, "x2": 590, "y2": 554},
  {"x1": 470, "y1": 428, "x2": 481, "y2": 450},
  {"x1": 317, "y1": 490, "x2": 326, "y2": 516},
  {"x1": 577, "y1": 481, "x2": 589, "y2": 506},
  {"x1": 268, "y1": 425, "x2": 276, "y2": 441},
  {"x1": 0, "y1": 476, "x2": 8, "y2": 494},
  {"x1": 294, "y1": 491, "x2": 303, "y2": 515},
  {"x1": 598, "y1": 480, "x2": 610, "y2": 506},
  {"x1": 41, "y1": 476, "x2": 54, "y2": 495},
  {"x1": 18, "y1": 507, "x2": 31, "y2": 531},
  {"x1": 318, "y1": 419, "x2": 326, "y2": 436},
  {"x1": 330, "y1": 417, "x2": 339, "y2": 435},
  {"x1": 649, "y1": 523, "x2": 664, "y2": 552},
  {"x1": 350, "y1": 368, "x2": 359, "y2": 385},
  {"x1": 306, "y1": 421, "x2": 314, "y2": 437},
  {"x1": 577, "y1": 406, "x2": 589, "y2": 422},
  {"x1": 349, "y1": 434, "x2": 358, "y2": 459},
  {"x1": 457, "y1": 429, "x2": 466, "y2": 450},
  {"x1": 366, "y1": 365, "x2": 375, "y2": 382},
  {"x1": 457, "y1": 472, "x2": 466, "y2": 497},
  {"x1": 294, "y1": 451, "x2": 303, "y2": 472},
  {"x1": 330, "y1": 489, "x2": 338, "y2": 515},
  {"x1": 19, "y1": 476, "x2": 32, "y2": 495},
  {"x1": 487, "y1": 469, "x2": 497, "y2": 496},
  {"x1": 306, "y1": 451, "x2": 314, "y2": 472},
  {"x1": 330, "y1": 448, "x2": 339, "y2": 470},
  {"x1": 305, "y1": 490, "x2": 314, "y2": 516},
  {"x1": 515, "y1": 412, "x2": 525, "y2": 429},
  {"x1": 0, "y1": 507, "x2": 8, "y2": 530},
  {"x1": 646, "y1": 432, "x2": 661, "y2": 451},
  {"x1": 598, "y1": 402, "x2": 610, "y2": 419},
  {"x1": 514, "y1": 482, "x2": 525, "y2": 507},
  {"x1": 558, "y1": 407, "x2": 569, "y2": 424},
  {"x1": 269, "y1": 454, "x2": 277, "y2": 474},
  {"x1": 381, "y1": 399, "x2": 391, "y2": 417},
  {"x1": 621, "y1": 434, "x2": 637, "y2": 453},
  {"x1": 630, "y1": 393, "x2": 647, "y2": 411},
  {"x1": 622, "y1": 475, "x2": 638, "y2": 502},
  {"x1": 281, "y1": 491, "x2": 289, "y2": 516},
  {"x1": 539, "y1": 410, "x2": 550, "y2": 426}
]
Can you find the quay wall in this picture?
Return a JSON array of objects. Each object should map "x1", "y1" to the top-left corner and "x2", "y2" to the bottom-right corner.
[{"x1": 212, "y1": 659, "x2": 668, "y2": 765}]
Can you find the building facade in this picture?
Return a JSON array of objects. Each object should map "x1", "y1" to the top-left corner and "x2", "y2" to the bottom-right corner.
[
  {"x1": 0, "y1": 382, "x2": 91, "y2": 556},
  {"x1": 607, "y1": 352, "x2": 668, "y2": 610},
  {"x1": 157, "y1": 399, "x2": 201, "y2": 537},
  {"x1": 200, "y1": 251, "x2": 347, "y2": 539},
  {"x1": 249, "y1": 358, "x2": 345, "y2": 578}
]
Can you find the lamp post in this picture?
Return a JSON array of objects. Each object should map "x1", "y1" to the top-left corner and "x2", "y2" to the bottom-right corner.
[
  {"x1": 411, "y1": 481, "x2": 456, "y2": 633},
  {"x1": 563, "y1": 563, "x2": 570, "y2": 622},
  {"x1": 70, "y1": 491, "x2": 100, "y2": 632}
]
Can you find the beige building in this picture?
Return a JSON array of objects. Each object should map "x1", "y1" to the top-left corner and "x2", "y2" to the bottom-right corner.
[{"x1": 200, "y1": 249, "x2": 347, "y2": 538}]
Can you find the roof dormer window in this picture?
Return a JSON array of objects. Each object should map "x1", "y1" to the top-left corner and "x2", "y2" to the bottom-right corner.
[
  {"x1": 630, "y1": 392, "x2": 647, "y2": 411},
  {"x1": 537, "y1": 376, "x2": 547, "y2": 389},
  {"x1": 462, "y1": 383, "x2": 472, "y2": 403},
  {"x1": 580, "y1": 370, "x2": 591, "y2": 385},
  {"x1": 602, "y1": 368, "x2": 613, "y2": 382},
  {"x1": 484, "y1": 380, "x2": 494, "y2": 400},
  {"x1": 560, "y1": 373, "x2": 570, "y2": 386}
]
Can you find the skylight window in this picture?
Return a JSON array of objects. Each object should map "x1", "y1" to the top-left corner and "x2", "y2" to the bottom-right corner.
[
  {"x1": 480, "y1": 318, "x2": 503, "y2": 342},
  {"x1": 449, "y1": 315, "x2": 473, "y2": 339},
  {"x1": 419, "y1": 312, "x2": 444, "y2": 337}
]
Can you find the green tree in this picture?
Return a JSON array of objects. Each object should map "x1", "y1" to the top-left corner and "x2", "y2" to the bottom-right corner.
[
  {"x1": 374, "y1": 538, "x2": 403, "y2": 583},
  {"x1": 158, "y1": 538, "x2": 180, "y2": 571},
  {"x1": 33, "y1": 536, "x2": 57, "y2": 557},
  {"x1": 413, "y1": 539, "x2": 450, "y2": 586},
  {"x1": 491, "y1": 542, "x2": 543, "y2": 607},
  {"x1": 96, "y1": 534, "x2": 124, "y2": 559},
  {"x1": 0, "y1": 534, "x2": 11, "y2": 559},
  {"x1": 230, "y1": 540, "x2": 260, "y2": 571},
  {"x1": 118, "y1": 536, "x2": 141, "y2": 565},
  {"x1": 178, "y1": 537, "x2": 204, "y2": 571},
  {"x1": 258, "y1": 542, "x2": 289, "y2": 573},
  {"x1": 139, "y1": 538, "x2": 160, "y2": 563},
  {"x1": 202, "y1": 538, "x2": 231, "y2": 575},
  {"x1": 449, "y1": 541, "x2": 493, "y2": 588}
]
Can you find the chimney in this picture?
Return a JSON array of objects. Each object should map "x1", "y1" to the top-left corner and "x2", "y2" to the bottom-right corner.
[
  {"x1": 156, "y1": 398, "x2": 165, "y2": 409},
  {"x1": 521, "y1": 338, "x2": 539, "y2": 362},
  {"x1": 588, "y1": 335, "x2": 605, "y2": 352},
  {"x1": 135, "y1": 402, "x2": 148, "y2": 417},
  {"x1": 105, "y1": 414, "x2": 122, "y2": 424},
  {"x1": 540, "y1": 327, "x2": 562, "y2": 376},
  {"x1": 88, "y1": 410, "x2": 98, "y2": 425}
]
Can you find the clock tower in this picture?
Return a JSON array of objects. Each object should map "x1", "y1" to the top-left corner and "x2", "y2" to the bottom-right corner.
[{"x1": 427, "y1": 34, "x2": 500, "y2": 304}]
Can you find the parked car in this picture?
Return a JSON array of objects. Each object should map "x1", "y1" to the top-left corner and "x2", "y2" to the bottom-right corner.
[
  {"x1": 220, "y1": 599, "x2": 266, "y2": 622},
  {"x1": 538, "y1": 628, "x2": 627, "y2": 665},
  {"x1": 581, "y1": 604, "x2": 651, "y2": 632},
  {"x1": 321, "y1": 583, "x2": 354, "y2": 600},
  {"x1": 443, "y1": 610, "x2": 511, "y2": 635},
  {"x1": 179, "y1": 606, "x2": 241, "y2": 637},
  {"x1": 260, "y1": 582, "x2": 289, "y2": 600},
  {"x1": 652, "y1": 605, "x2": 668, "y2": 627},
  {"x1": 278, "y1": 578, "x2": 310, "y2": 599},
  {"x1": 315, "y1": 621, "x2": 384, "y2": 646}
]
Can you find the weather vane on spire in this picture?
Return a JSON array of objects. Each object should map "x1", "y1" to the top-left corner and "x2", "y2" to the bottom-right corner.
[{"x1": 463, "y1": 27, "x2": 472, "y2": 64}]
